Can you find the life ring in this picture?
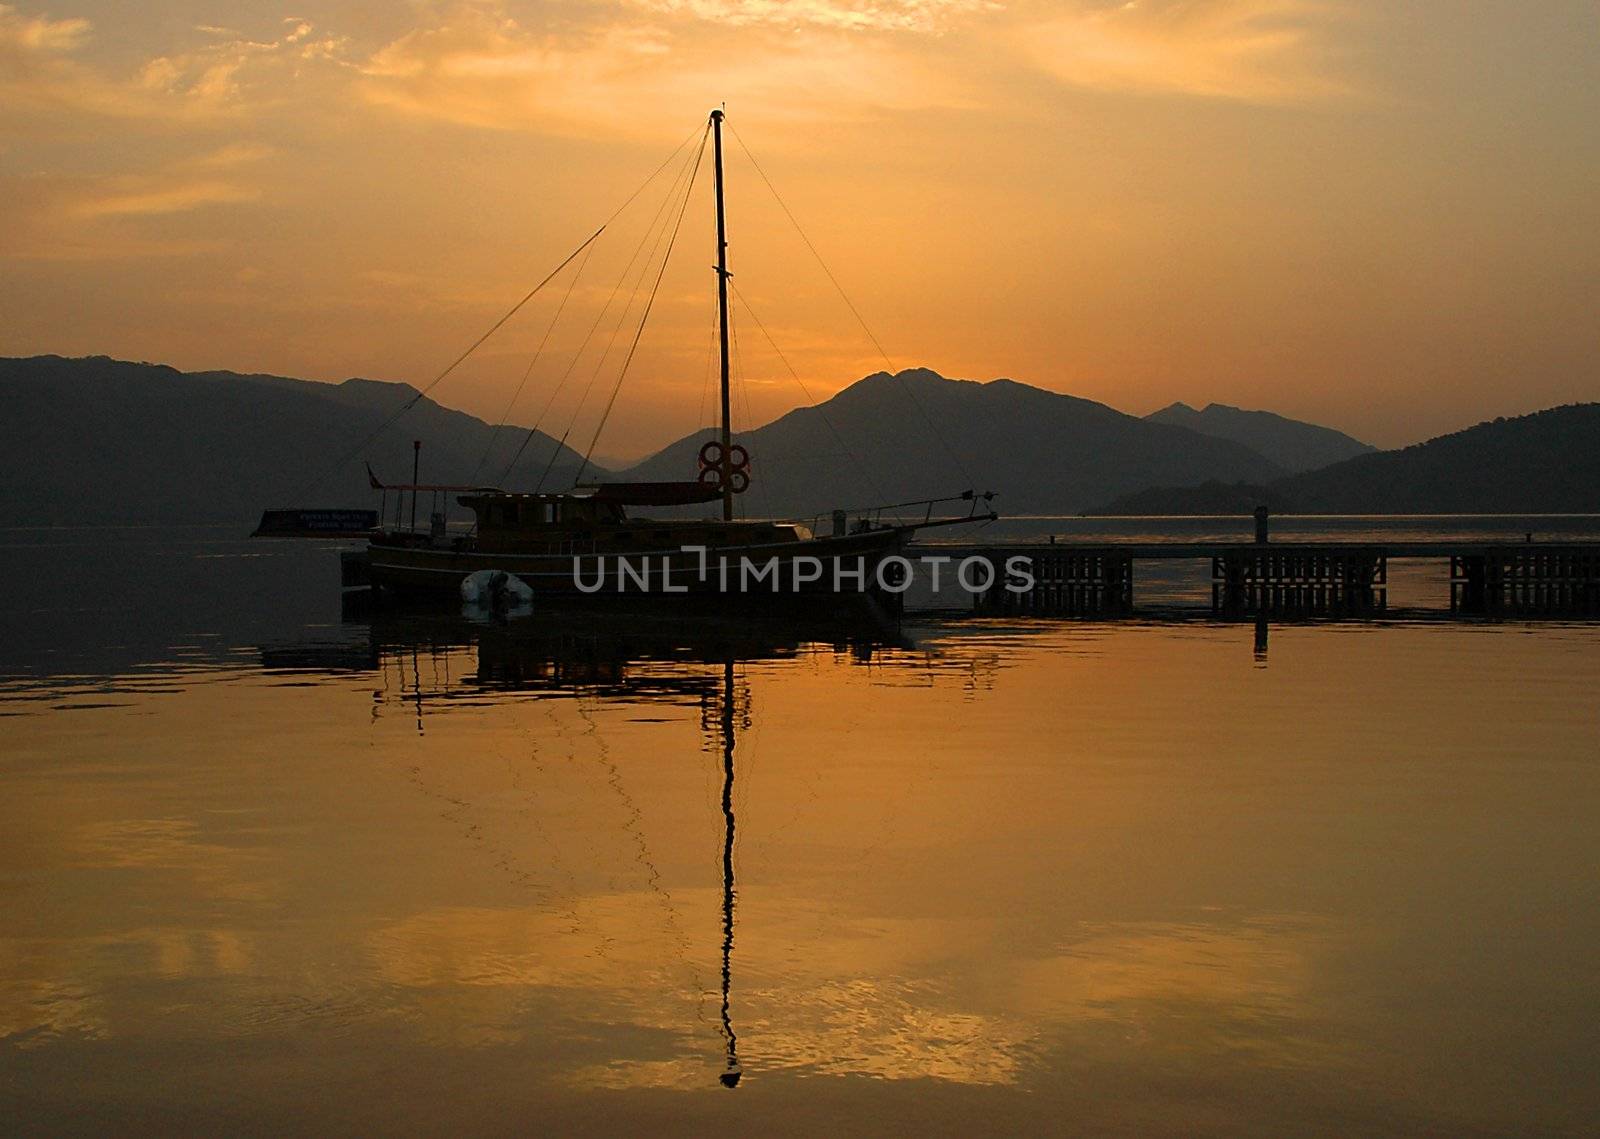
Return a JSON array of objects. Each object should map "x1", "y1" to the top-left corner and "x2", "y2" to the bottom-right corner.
[
  {"x1": 698, "y1": 466, "x2": 721, "y2": 486},
  {"x1": 698, "y1": 440, "x2": 725, "y2": 469},
  {"x1": 728, "y1": 468, "x2": 750, "y2": 494},
  {"x1": 728, "y1": 444, "x2": 750, "y2": 472}
]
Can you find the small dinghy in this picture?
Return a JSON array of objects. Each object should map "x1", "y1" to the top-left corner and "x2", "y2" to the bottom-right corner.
[{"x1": 460, "y1": 569, "x2": 534, "y2": 612}]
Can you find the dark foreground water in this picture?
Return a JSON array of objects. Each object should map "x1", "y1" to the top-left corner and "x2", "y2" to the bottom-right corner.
[{"x1": 2, "y1": 521, "x2": 1598, "y2": 1136}]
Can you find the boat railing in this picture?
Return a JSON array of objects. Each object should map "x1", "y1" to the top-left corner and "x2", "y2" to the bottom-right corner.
[{"x1": 798, "y1": 490, "x2": 999, "y2": 537}]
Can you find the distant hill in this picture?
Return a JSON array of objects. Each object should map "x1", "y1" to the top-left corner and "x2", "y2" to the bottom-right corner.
[
  {"x1": 1092, "y1": 405, "x2": 1600, "y2": 514},
  {"x1": 1145, "y1": 401, "x2": 1374, "y2": 473},
  {"x1": 616, "y1": 368, "x2": 1285, "y2": 517},
  {"x1": 0, "y1": 356, "x2": 596, "y2": 527}
]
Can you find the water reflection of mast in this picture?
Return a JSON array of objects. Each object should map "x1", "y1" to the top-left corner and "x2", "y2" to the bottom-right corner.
[{"x1": 718, "y1": 659, "x2": 741, "y2": 1088}]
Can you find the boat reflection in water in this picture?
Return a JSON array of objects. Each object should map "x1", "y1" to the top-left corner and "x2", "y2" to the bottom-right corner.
[
  {"x1": 262, "y1": 604, "x2": 905, "y2": 1088},
  {"x1": 714, "y1": 657, "x2": 742, "y2": 1088},
  {"x1": 311, "y1": 603, "x2": 899, "y2": 694}
]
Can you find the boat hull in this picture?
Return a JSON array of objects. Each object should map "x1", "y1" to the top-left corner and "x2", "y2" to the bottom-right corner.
[{"x1": 363, "y1": 528, "x2": 910, "y2": 600}]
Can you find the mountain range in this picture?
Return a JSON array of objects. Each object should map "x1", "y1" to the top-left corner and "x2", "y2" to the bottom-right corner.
[
  {"x1": 1094, "y1": 404, "x2": 1600, "y2": 515},
  {"x1": 0, "y1": 355, "x2": 591, "y2": 527},
  {"x1": 2, "y1": 354, "x2": 1592, "y2": 526},
  {"x1": 1144, "y1": 401, "x2": 1374, "y2": 473},
  {"x1": 618, "y1": 369, "x2": 1284, "y2": 518}
]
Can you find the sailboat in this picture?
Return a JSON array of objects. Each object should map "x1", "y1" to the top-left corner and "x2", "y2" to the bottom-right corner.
[{"x1": 360, "y1": 110, "x2": 995, "y2": 602}]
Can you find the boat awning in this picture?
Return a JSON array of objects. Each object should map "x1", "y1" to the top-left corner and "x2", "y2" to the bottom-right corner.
[{"x1": 584, "y1": 481, "x2": 722, "y2": 507}]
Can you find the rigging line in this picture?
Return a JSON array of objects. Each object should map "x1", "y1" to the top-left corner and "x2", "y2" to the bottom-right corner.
[
  {"x1": 301, "y1": 122, "x2": 701, "y2": 501},
  {"x1": 569, "y1": 696, "x2": 707, "y2": 994},
  {"x1": 730, "y1": 293, "x2": 753, "y2": 439},
  {"x1": 537, "y1": 131, "x2": 704, "y2": 490},
  {"x1": 535, "y1": 123, "x2": 706, "y2": 463},
  {"x1": 575, "y1": 130, "x2": 708, "y2": 483},
  {"x1": 492, "y1": 239, "x2": 596, "y2": 487},
  {"x1": 498, "y1": 124, "x2": 705, "y2": 489},
  {"x1": 566, "y1": 140, "x2": 702, "y2": 471},
  {"x1": 726, "y1": 120, "x2": 977, "y2": 486},
  {"x1": 727, "y1": 296, "x2": 754, "y2": 519},
  {"x1": 290, "y1": 225, "x2": 605, "y2": 501},
  {"x1": 729, "y1": 279, "x2": 895, "y2": 514},
  {"x1": 530, "y1": 129, "x2": 709, "y2": 490},
  {"x1": 695, "y1": 277, "x2": 720, "y2": 438},
  {"x1": 598, "y1": 120, "x2": 706, "y2": 230},
  {"x1": 471, "y1": 237, "x2": 596, "y2": 486}
]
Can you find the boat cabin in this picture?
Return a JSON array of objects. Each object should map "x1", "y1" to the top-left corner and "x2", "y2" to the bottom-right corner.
[
  {"x1": 462, "y1": 492, "x2": 626, "y2": 532},
  {"x1": 459, "y1": 486, "x2": 810, "y2": 554}
]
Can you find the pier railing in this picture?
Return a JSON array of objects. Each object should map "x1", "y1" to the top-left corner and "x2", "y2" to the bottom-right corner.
[{"x1": 917, "y1": 539, "x2": 1600, "y2": 618}]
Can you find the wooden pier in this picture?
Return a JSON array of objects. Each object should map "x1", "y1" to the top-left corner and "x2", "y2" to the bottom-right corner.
[
  {"x1": 1211, "y1": 547, "x2": 1386, "y2": 614},
  {"x1": 918, "y1": 538, "x2": 1600, "y2": 617},
  {"x1": 1450, "y1": 547, "x2": 1600, "y2": 615}
]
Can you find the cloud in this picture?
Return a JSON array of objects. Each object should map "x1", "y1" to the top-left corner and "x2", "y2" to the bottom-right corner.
[
  {"x1": 59, "y1": 141, "x2": 273, "y2": 219},
  {"x1": 0, "y1": 8, "x2": 350, "y2": 125},
  {"x1": 0, "y1": 3, "x2": 87, "y2": 51},
  {"x1": 0, "y1": 0, "x2": 1359, "y2": 148},
  {"x1": 188, "y1": 141, "x2": 278, "y2": 167},
  {"x1": 368, "y1": 898, "x2": 1034, "y2": 1083},
  {"x1": 0, "y1": 4, "x2": 146, "y2": 118},
  {"x1": 358, "y1": 9, "x2": 671, "y2": 131},
  {"x1": 12, "y1": 235, "x2": 231, "y2": 261},
  {"x1": 0, "y1": 142, "x2": 272, "y2": 262},
  {"x1": 356, "y1": 0, "x2": 971, "y2": 136},
  {"x1": 139, "y1": 18, "x2": 353, "y2": 111},
  {"x1": 67, "y1": 179, "x2": 261, "y2": 219},
  {"x1": 629, "y1": 0, "x2": 999, "y2": 34},
  {"x1": 1015, "y1": 0, "x2": 1358, "y2": 103}
]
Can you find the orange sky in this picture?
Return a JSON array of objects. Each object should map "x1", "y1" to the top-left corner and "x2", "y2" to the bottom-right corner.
[{"x1": 2, "y1": 1, "x2": 1596, "y2": 458}]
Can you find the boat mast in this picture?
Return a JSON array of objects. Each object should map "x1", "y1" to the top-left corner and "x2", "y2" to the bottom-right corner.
[{"x1": 711, "y1": 108, "x2": 734, "y2": 522}]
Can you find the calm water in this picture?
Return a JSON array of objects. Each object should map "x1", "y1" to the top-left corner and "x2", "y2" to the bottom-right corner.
[{"x1": 3, "y1": 521, "x2": 1599, "y2": 1136}]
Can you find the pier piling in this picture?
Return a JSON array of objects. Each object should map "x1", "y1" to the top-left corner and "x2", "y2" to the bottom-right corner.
[
  {"x1": 1452, "y1": 548, "x2": 1600, "y2": 615},
  {"x1": 923, "y1": 537, "x2": 1600, "y2": 617},
  {"x1": 974, "y1": 550, "x2": 1133, "y2": 616}
]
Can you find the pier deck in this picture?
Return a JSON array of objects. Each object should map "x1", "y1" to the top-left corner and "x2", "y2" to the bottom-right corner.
[{"x1": 913, "y1": 539, "x2": 1600, "y2": 616}]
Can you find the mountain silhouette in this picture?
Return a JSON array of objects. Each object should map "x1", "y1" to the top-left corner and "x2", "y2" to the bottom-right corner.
[
  {"x1": 616, "y1": 368, "x2": 1284, "y2": 517},
  {"x1": 1146, "y1": 401, "x2": 1373, "y2": 473},
  {"x1": 23, "y1": 355, "x2": 1573, "y2": 529},
  {"x1": 0, "y1": 356, "x2": 594, "y2": 527},
  {"x1": 1092, "y1": 404, "x2": 1600, "y2": 514}
]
